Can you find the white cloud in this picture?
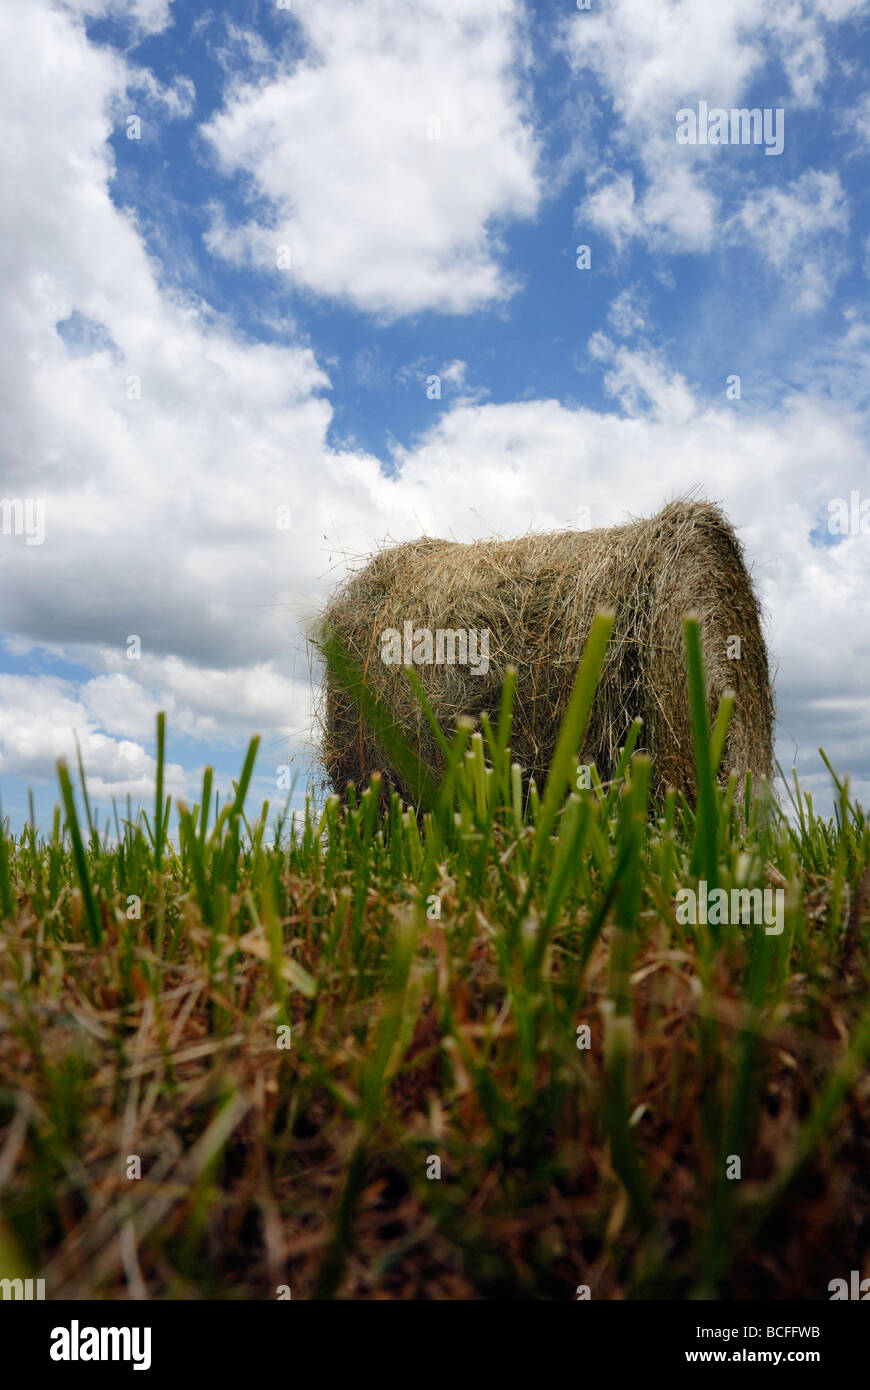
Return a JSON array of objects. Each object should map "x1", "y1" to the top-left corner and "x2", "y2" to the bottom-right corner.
[
  {"x1": 0, "y1": 0, "x2": 389, "y2": 787},
  {"x1": 587, "y1": 334, "x2": 697, "y2": 423},
  {"x1": 0, "y1": 675, "x2": 188, "y2": 800},
  {"x1": 851, "y1": 91, "x2": 870, "y2": 147},
  {"x1": 78, "y1": 673, "x2": 160, "y2": 742},
  {"x1": 80, "y1": 657, "x2": 313, "y2": 746},
  {"x1": 607, "y1": 286, "x2": 648, "y2": 338},
  {"x1": 436, "y1": 359, "x2": 489, "y2": 405},
  {"x1": 197, "y1": 16, "x2": 278, "y2": 78},
  {"x1": 394, "y1": 356, "x2": 488, "y2": 405},
  {"x1": 440, "y1": 360, "x2": 469, "y2": 389},
  {"x1": 579, "y1": 171, "x2": 643, "y2": 252},
  {"x1": 734, "y1": 169, "x2": 849, "y2": 310},
  {"x1": 202, "y1": 0, "x2": 540, "y2": 319},
  {"x1": 59, "y1": 0, "x2": 175, "y2": 35},
  {"x1": 565, "y1": 0, "x2": 868, "y2": 253},
  {"x1": 0, "y1": 655, "x2": 316, "y2": 800},
  {"x1": 126, "y1": 66, "x2": 196, "y2": 120}
]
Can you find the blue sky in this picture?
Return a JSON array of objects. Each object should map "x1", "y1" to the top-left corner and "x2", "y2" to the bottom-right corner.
[{"x1": 1, "y1": 0, "x2": 869, "y2": 832}]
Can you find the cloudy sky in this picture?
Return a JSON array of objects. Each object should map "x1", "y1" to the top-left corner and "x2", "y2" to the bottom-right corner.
[{"x1": 1, "y1": 0, "x2": 868, "y2": 829}]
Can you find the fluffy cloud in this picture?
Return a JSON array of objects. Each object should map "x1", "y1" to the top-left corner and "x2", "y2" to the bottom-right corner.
[
  {"x1": 79, "y1": 658, "x2": 313, "y2": 747},
  {"x1": 0, "y1": 675, "x2": 188, "y2": 801},
  {"x1": 0, "y1": 0, "x2": 382, "y2": 792},
  {"x1": 607, "y1": 286, "x2": 648, "y2": 338},
  {"x1": 202, "y1": 0, "x2": 541, "y2": 318},
  {"x1": 126, "y1": 65, "x2": 196, "y2": 121},
  {"x1": 59, "y1": 0, "x2": 175, "y2": 35},
  {"x1": 0, "y1": 654, "x2": 316, "y2": 805},
  {"x1": 565, "y1": 0, "x2": 866, "y2": 268},
  {"x1": 849, "y1": 91, "x2": 870, "y2": 147},
  {"x1": 734, "y1": 169, "x2": 849, "y2": 310}
]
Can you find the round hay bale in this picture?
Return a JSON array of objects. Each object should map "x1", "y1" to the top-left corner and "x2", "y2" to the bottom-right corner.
[{"x1": 319, "y1": 499, "x2": 774, "y2": 804}]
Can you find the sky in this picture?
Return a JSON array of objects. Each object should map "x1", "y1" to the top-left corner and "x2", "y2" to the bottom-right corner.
[{"x1": 1, "y1": 0, "x2": 869, "y2": 832}]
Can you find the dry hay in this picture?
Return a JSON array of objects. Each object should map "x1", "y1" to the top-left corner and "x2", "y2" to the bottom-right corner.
[{"x1": 318, "y1": 499, "x2": 774, "y2": 805}]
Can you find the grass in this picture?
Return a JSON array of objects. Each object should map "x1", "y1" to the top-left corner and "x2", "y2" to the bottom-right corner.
[{"x1": 0, "y1": 614, "x2": 868, "y2": 1300}]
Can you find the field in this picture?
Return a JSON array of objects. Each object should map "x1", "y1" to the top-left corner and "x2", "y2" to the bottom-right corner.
[{"x1": 1, "y1": 614, "x2": 868, "y2": 1301}]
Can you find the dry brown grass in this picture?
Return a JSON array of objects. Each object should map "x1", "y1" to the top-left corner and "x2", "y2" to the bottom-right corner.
[{"x1": 1, "y1": 885, "x2": 867, "y2": 1300}]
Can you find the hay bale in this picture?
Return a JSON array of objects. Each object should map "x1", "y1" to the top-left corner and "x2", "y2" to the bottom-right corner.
[{"x1": 319, "y1": 500, "x2": 774, "y2": 804}]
